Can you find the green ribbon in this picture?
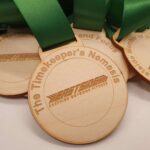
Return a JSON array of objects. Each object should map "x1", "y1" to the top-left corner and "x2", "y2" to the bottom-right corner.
[
  {"x1": 1, "y1": 0, "x2": 150, "y2": 45},
  {"x1": 59, "y1": 0, "x2": 73, "y2": 17},
  {"x1": 0, "y1": 0, "x2": 73, "y2": 26},
  {"x1": 107, "y1": 0, "x2": 150, "y2": 40},
  {"x1": 73, "y1": 0, "x2": 111, "y2": 31},
  {"x1": 0, "y1": 0, "x2": 26, "y2": 27},
  {"x1": 0, "y1": 0, "x2": 73, "y2": 34},
  {"x1": 0, "y1": 0, "x2": 26, "y2": 34},
  {"x1": 74, "y1": 0, "x2": 150, "y2": 40},
  {"x1": 13, "y1": 0, "x2": 75, "y2": 50}
]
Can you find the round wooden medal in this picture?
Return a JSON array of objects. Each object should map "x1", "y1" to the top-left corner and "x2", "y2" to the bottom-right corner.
[
  {"x1": 0, "y1": 29, "x2": 40, "y2": 96},
  {"x1": 29, "y1": 46, "x2": 128, "y2": 144},
  {"x1": 73, "y1": 28, "x2": 135, "y2": 81},
  {"x1": 113, "y1": 30, "x2": 150, "y2": 82}
]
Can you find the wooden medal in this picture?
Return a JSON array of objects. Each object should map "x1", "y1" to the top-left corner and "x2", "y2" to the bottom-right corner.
[
  {"x1": 113, "y1": 30, "x2": 150, "y2": 82},
  {"x1": 29, "y1": 45, "x2": 128, "y2": 144},
  {"x1": 73, "y1": 28, "x2": 135, "y2": 81},
  {"x1": 0, "y1": 29, "x2": 40, "y2": 96}
]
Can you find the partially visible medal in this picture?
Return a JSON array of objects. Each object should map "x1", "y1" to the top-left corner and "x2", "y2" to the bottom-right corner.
[
  {"x1": 73, "y1": 28, "x2": 135, "y2": 81},
  {"x1": 0, "y1": 28, "x2": 40, "y2": 95},
  {"x1": 72, "y1": 0, "x2": 136, "y2": 82},
  {"x1": 109, "y1": 0, "x2": 150, "y2": 83},
  {"x1": 113, "y1": 30, "x2": 150, "y2": 82}
]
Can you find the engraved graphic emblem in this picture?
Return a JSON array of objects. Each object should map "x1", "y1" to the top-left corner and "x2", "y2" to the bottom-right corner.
[{"x1": 47, "y1": 75, "x2": 108, "y2": 107}]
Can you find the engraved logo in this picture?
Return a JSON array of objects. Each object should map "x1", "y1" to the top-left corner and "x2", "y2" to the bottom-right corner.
[{"x1": 47, "y1": 75, "x2": 108, "y2": 107}]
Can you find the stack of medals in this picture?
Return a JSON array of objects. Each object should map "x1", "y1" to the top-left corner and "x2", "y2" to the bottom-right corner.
[{"x1": 0, "y1": 0, "x2": 149, "y2": 145}]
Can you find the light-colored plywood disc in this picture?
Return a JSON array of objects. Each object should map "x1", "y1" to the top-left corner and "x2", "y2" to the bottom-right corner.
[
  {"x1": 0, "y1": 29, "x2": 41, "y2": 95},
  {"x1": 73, "y1": 28, "x2": 135, "y2": 81},
  {"x1": 119, "y1": 32, "x2": 150, "y2": 82},
  {"x1": 29, "y1": 46, "x2": 128, "y2": 144}
]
